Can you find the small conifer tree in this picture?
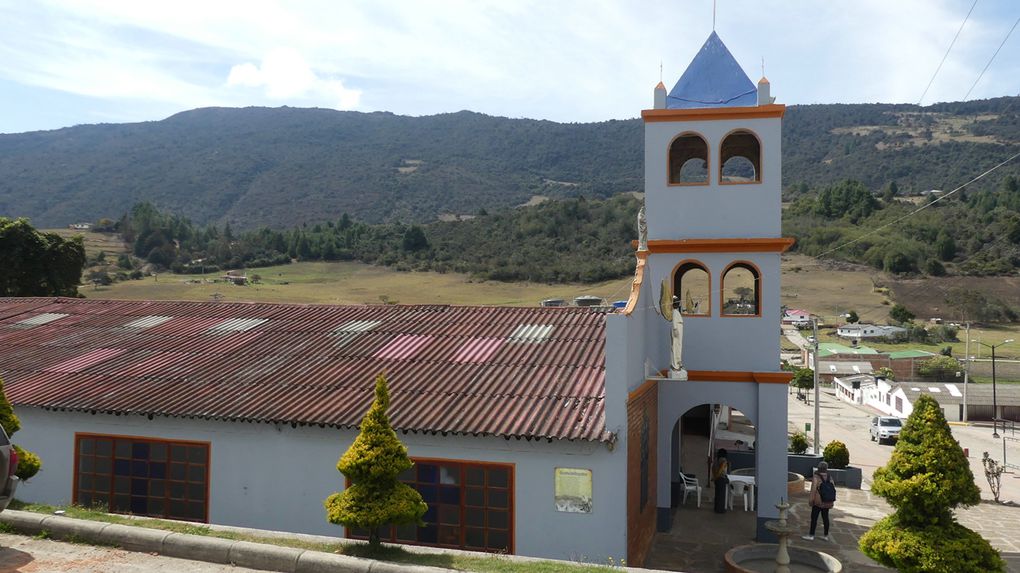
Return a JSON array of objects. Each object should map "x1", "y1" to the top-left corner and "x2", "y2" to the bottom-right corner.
[
  {"x1": 860, "y1": 394, "x2": 1003, "y2": 572},
  {"x1": 324, "y1": 374, "x2": 426, "y2": 547},
  {"x1": 0, "y1": 377, "x2": 40, "y2": 481}
]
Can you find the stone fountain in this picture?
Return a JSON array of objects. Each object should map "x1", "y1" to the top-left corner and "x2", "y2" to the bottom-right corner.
[{"x1": 723, "y1": 498, "x2": 842, "y2": 573}]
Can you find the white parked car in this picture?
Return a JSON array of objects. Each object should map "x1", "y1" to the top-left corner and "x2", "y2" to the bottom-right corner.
[{"x1": 870, "y1": 416, "x2": 902, "y2": 445}]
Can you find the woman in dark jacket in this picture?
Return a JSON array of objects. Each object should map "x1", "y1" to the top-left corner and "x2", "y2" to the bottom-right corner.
[{"x1": 802, "y1": 461, "x2": 835, "y2": 541}]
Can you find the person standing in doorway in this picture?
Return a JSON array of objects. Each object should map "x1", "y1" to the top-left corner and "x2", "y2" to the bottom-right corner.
[
  {"x1": 712, "y1": 448, "x2": 729, "y2": 513},
  {"x1": 803, "y1": 461, "x2": 836, "y2": 540}
]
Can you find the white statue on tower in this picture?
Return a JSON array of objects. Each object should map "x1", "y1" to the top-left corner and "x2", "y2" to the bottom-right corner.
[
  {"x1": 670, "y1": 295, "x2": 687, "y2": 380},
  {"x1": 660, "y1": 281, "x2": 688, "y2": 380},
  {"x1": 637, "y1": 205, "x2": 648, "y2": 251}
]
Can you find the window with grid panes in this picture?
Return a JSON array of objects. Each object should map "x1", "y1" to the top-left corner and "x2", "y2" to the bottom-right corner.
[
  {"x1": 349, "y1": 460, "x2": 513, "y2": 553},
  {"x1": 74, "y1": 434, "x2": 209, "y2": 522}
]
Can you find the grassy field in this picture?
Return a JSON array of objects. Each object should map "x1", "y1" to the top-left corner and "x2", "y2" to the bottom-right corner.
[
  {"x1": 85, "y1": 261, "x2": 635, "y2": 307},
  {"x1": 780, "y1": 253, "x2": 890, "y2": 324},
  {"x1": 44, "y1": 228, "x2": 129, "y2": 260},
  {"x1": 55, "y1": 233, "x2": 1020, "y2": 363}
]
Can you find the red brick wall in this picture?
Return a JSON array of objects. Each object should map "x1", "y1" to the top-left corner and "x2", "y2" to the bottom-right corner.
[{"x1": 626, "y1": 380, "x2": 658, "y2": 567}]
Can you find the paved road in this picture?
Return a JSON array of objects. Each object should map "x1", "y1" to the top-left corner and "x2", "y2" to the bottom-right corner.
[
  {"x1": 788, "y1": 384, "x2": 1020, "y2": 503},
  {"x1": 0, "y1": 532, "x2": 266, "y2": 573}
]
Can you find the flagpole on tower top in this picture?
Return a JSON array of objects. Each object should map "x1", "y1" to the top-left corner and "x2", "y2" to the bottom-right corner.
[{"x1": 713, "y1": 0, "x2": 716, "y2": 30}]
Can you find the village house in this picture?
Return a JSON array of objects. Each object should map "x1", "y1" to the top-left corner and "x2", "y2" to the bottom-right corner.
[
  {"x1": 835, "y1": 323, "x2": 906, "y2": 341},
  {"x1": 832, "y1": 374, "x2": 1020, "y2": 423},
  {"x1": 806, "y1": 342, "x2": 935, "y2": 382}
]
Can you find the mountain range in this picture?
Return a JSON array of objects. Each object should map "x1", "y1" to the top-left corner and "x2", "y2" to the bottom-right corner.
[{"x1": 1, "y1": 97, "x2": 1019, "y2": 228}]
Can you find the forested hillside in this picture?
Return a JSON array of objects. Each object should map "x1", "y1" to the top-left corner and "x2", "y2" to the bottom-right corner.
[
  {"x1": 2, "y1": 97, "x2": 1019, "y2": 229},
  {"x1": 116, "y1": 196, "x2": 641, "y2": 284}
]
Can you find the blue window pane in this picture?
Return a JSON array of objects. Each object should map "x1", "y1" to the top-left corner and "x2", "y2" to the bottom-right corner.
[
  {"x1": 439, "y1": 486, "x2": 460, "y2": 505},
  {"x1": 417, "y1": 464, "x2": 438, "y2": 483},
  {"x1": 418, "y1": 485, "x2": 437, "y2": 504},
  {"x1": 114, "y1": 459, "x2": 131, "y2": 476},
  {"x1": 149, "y1": 462, "x2": 166, "y2": 479},
  {"x1": 132, "y1": 442, "x2": 149, "y2": 459},
  {"x1": 131, "y1": 460, "x2": 148, "y2": 477},
  {"x1": 423, "y1": 505, "x2": 437, "y2": 523},
  {"x1": 131, "y1": 479, "x2": 147, "y2": 496}
]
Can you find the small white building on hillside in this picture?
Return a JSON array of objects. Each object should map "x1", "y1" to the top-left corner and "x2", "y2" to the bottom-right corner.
[{"x1": 836, "y1": 324, "x2": 906, "y2": 340}]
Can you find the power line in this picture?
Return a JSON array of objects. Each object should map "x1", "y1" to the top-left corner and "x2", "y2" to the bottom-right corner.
[
  {"x1": 964, "y1": 13, "x2": 1020, "y2": 100},
  {"x1": 918, "y1": 0, "x2": 978, "y2": 106},
  {"x1": 814, "y1": 149, "x2": 1020, "y2": 259}
]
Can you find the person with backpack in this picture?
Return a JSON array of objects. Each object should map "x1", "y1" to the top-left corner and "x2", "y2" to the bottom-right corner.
[{"x1": 803, "y1": 461, "x2": 836, "y2": 541}]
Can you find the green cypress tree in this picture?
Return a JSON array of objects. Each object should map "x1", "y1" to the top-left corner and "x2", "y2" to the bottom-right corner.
[
  {"x1": 324, "y1": 374, "x2": 426, "y2": 547},
  {"x1": 860, "y1": 394, "x2": 1003, "y2": 572}
]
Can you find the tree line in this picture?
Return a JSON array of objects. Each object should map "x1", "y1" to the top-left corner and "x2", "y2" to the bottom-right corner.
[{"x1": 115, "y1": 195, "x2": 641, "y2": 284}]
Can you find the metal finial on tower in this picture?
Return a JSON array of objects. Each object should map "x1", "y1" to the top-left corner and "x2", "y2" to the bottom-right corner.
[
  {"x1": 713, "y1": 0, "x2": 717, "y2": 30},
  {"x1": 761, "y1": 57, "x2": 765, "y2": 78},
  {"x1": 660, "y1": 61, "x2": 663, "y2": 83}
]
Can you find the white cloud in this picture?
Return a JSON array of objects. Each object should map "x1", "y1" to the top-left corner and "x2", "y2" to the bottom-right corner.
[
  {"x1": 0, "y1": 0, "x2": 1018, "y2": 132},
  {"x1": 226, "y1": 47, "x2": 361, "y2": 109}
]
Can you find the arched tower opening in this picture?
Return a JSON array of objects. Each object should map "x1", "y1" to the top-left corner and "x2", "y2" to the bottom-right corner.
[
  {"x1": 672, "y1": 260, "x2": 710, "y2": 316},
  {"x1": 668, "y1": 133, "x2": 709, "y2": 184},
  {"x1": 720, "y1": 130, "x2": 761, "y2": 184},
  {"x1": 721, "y1": 262, "x2": 760, "y2": 316}
]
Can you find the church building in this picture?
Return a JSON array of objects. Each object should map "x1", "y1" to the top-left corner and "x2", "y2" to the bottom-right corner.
[{"x1": 0, "y1": 31, "x2": 790, "y2": 567}]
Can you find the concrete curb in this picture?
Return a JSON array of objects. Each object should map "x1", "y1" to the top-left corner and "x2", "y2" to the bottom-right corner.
[
  {"x1": 0, "y1": 510, "x2": 674, "y2": 573},
  {"x1": 0, "y1": 510, "x2": 458, "y2": 573}
]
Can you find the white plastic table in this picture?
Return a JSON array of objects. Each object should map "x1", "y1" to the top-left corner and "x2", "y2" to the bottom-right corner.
[{"x1": 727, "y1": 474, "x2": 755, "y2": 511}]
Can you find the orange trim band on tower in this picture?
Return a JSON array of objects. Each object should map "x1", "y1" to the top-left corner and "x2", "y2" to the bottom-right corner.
[
  {"x1": 641, "y1": 104, "x2": 786, "y2": 123},
  {"x1": 636, "y1": 238, "x2": 795, "y2": 253},
  {"x1": 682, "y1": 370, "x2": 793, "y2": 384}
]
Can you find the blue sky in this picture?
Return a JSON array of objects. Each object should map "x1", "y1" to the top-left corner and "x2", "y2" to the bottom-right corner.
[{"x1": 1, "y1": 0, "x2": 1018, "y2": 134}]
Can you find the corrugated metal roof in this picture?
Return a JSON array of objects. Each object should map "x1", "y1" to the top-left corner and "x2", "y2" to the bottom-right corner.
[
  {"x1": 0, "y1": 298, "x2": 609, "y2": 442},
  {"x1": 887, "y1": 349, "x2": 936, "y2": 359}
]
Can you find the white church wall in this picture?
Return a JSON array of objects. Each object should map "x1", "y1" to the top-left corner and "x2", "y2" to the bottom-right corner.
[
  {"x1": 647, "y1": 251, "x2": 782, "y2": 373},
  {"x1": 643, "y1": 116, "x2": 782, "y2": 240},
  {"x1": 14, "y1": 407, "x2": 627, "y2": 562}
]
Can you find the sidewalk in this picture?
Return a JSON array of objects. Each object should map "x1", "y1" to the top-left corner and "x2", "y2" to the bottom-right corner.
[{"x1": 646, "y1": 479, "x2": 1020, "y2": 572}]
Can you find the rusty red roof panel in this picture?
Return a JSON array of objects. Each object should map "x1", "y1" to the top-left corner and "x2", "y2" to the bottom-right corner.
[{"x1": 0, "y1": 297, "x2": 609, "y2": 442}]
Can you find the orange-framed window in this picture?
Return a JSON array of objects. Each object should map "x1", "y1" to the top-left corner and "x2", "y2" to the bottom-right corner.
[
  {"x1": 348, "y1": 459, "x2": 514, "y2": 554},
  {"x1": 73, "y1": 433, "x2": 209, "y2": 523},
  {"x1": 668, "y1": 133, "x2": 709, "y2": 185},
  {"x1": 672, "y1": 260, "x2": 710, "y2": 316},
  {"x1": 721, "y1": 262, "x2": 761, "y2": 316},
  {"x1": 720, "y1": 129, "x2": 761, "y2": 184}
]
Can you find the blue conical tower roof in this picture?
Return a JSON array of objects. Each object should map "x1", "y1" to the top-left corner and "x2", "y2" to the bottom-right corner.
[{"x1": 667, "y1": 32, "x2": 756, "y2": 109}]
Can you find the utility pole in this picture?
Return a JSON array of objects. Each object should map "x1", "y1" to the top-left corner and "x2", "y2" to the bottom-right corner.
[
  {"x1": 963, "y1": 322, "x2": 970, "y2": 423},
  {"x1": 992, "y1": 343, "x2": 999, "y2": 439},
  {"x1": 813, "y1": 318, "x2": 820, "y2": 455}
]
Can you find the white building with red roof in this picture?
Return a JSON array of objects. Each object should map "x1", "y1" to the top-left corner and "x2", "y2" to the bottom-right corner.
[{"x1": 0, "y1": 30, "x2": 791, "y2": 567}]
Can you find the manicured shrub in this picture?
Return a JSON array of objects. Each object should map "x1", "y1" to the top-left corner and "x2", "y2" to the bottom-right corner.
[
  {"x1": 860, "y1": 394, "x2": 1002, "y2": 572},
  {"x1": 788, "y1": 431, "x2": 809, "y2": 455},
  {"x1": 823, "y1": 440, "x2": 850, "y2": 469},
  {"x1": 324, "y1": 374, "x2": 427, "y2": 547},
  {"x1": 859, "y1": 514, "x2": 1004, "y2": 573},
  {"x1": 0, "y1": 377, "x2": 41, "y2": 482},
  {"x1": 13, "y1": 445, "x2": 40, "y2": 481}
]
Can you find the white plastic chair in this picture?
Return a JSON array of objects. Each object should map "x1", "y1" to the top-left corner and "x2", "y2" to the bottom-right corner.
[
  {"x1": 680, "y1": 473, "x2": 702, "y2": 508},
  {"x1": 728, "y1": 481, "x2": 751, "y2": 511}
]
